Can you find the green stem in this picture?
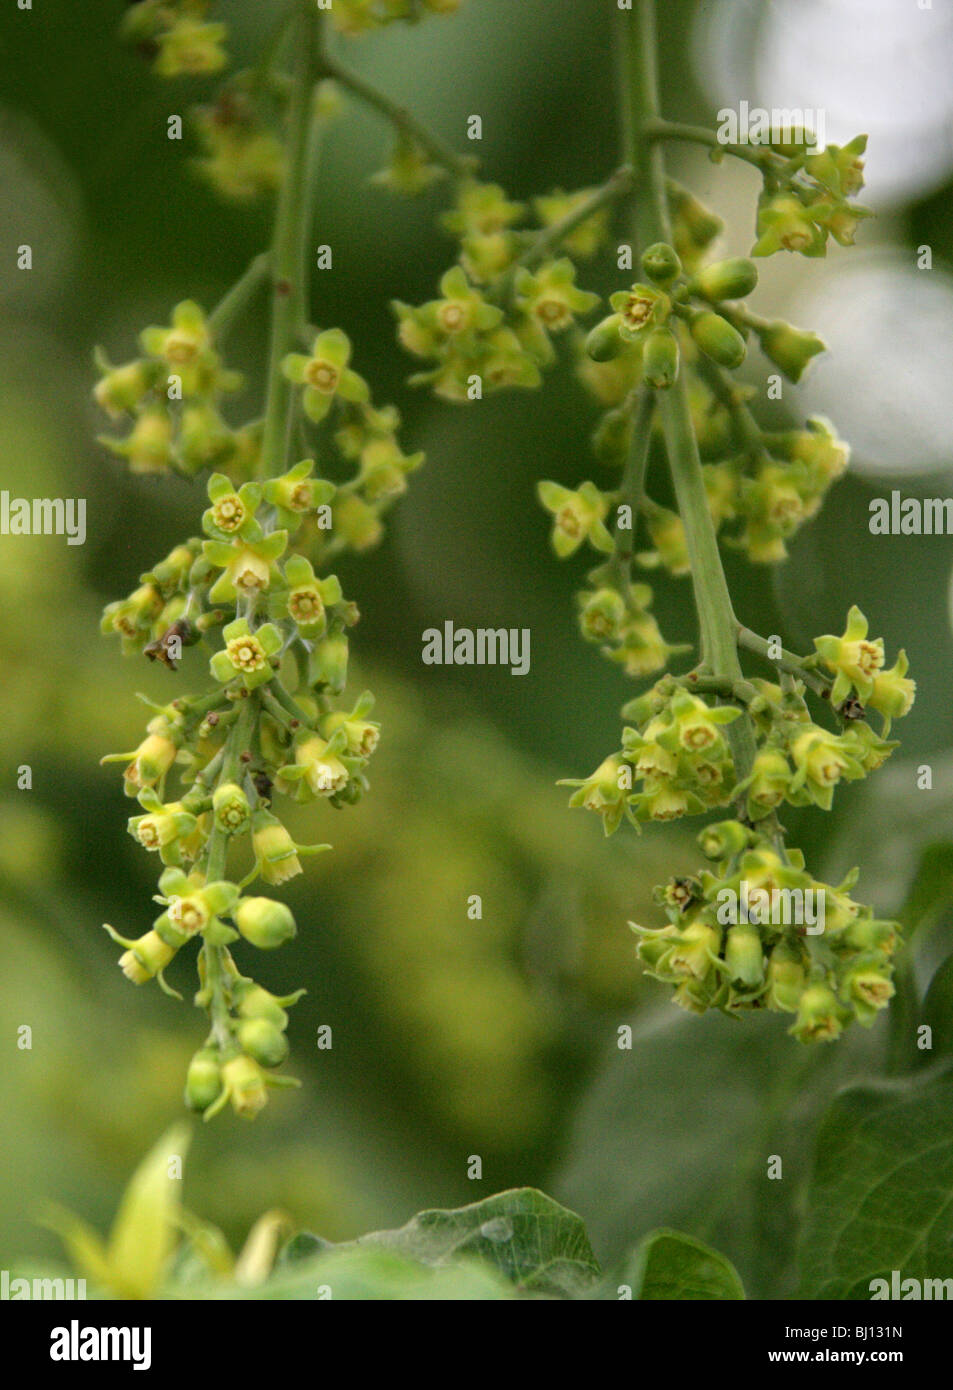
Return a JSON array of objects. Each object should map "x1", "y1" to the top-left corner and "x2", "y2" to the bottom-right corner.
[
  {"x1": 607, "y1": 385, "x2": 654, "y2": 590},
  {"x1": 625, "y1": 0, "x2": 757, "y2": 783},
  {"x1": 259, "y1": 0, "x2": 323, "y2": 480},
  {"x1": 319, "y1": 45, "x2": 473, "y2": 179},
  {"x1": 643, "y1": 117, "x2": 776, "y2": 172},
  {"x1": 208, "y1": 252, "x2": 271, "y2": 340},
  {"x1": 737, "y1": 624, "x2": 830, "y2": 698}
]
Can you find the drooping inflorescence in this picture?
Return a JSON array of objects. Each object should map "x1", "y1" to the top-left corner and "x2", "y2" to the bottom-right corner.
[
  {"x1": 98, "y1": 0, "x2": 454, "y2": 1118},
  {"x1": 386, "y1": 13, "x2": 910, "y2": 1042}
]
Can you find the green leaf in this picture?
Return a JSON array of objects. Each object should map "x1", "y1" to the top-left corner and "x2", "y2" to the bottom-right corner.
[
  {"x1": 107, "y1": 1124, "x2": 190, "y2": 1298},
  {"x1": 922, "y1": 952, "x2": 953, "y2": 1057},
  {"x1": 624, "y1": 1229, "x2": 745, "y2": 1300},
  {"x1": 555, "y1": 1008, "x2": 883, "y2": 1298},
  {"x1": 799, "y1": 1071, "x2": 953, "y2": 1298},
  {"x1": 898, "y1": 843, "x2": 953, "y2": 938},
  {"x1": 344, "y1": 1187, "x2": 600, "y2": 1298}
]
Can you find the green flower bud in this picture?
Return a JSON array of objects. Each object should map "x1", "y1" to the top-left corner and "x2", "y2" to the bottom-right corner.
[
  {"x1": 213, "y1": 781, "x2": 251, "y2": 835},
  {"x1": 765, "y1": 942, "x2": 807, "y2": 1013},
  {"x1": 689, "y1": 311, "x2": 747, "y2": 369},
  {"x1": 867, "y1": 652, "x2": 915, "y2": 726},
  {"x1": 790, "y1": 983, "x2": 845, "y2": 1043},
  {"x1": 754, "y1": 319, "x2": 826, "y2": 383},
  {"x1": 252, "y1": 810, "x2": 302, "y2": 887},
  {"x1": 642, "y1": 327, "x2": 680, "y2": 389},
  {"x1": 222, "y1": 1054, "x2": 269, "y2": 1119},
  {"x1": 309, "y1": 632, "x2": 350, "y2": 693},
  {"x1": 118, "y1": 930, "x2": 176, "y2": 985},
  {"x1": 585, "y1": 314, "x2": 625, "y2": 362},
  {"x1": 236, "y1": 983, "x2": 290, "y2": 1028},
  {"x1": 691, "y1": 258, "x2": 758, "y2": 302},
  {"x1": 743, "y1": 747, "x2": 793, "y2": 818},
  {"x1": 237, "y1": 1017, "x2": 289, "y2": 1069},
  {"x1": 669, "y1": 186, "x2": 723, "y2": 250},
  {"x1": 234, "y1": 897, "x2": 297, "y2": 950},
  {"x1": 724, "y1": 923, "x2": 765, "y2": 987},
  {"x1": 185, "y1": 1049, "x2": 223, "y2": 1113},
  {"x1": 698, "y1": 819, "x2": 750, "y2": 862},
  {"x1": 840, "y1": 956, "x2": 895, "y2": 1025},
  {"x1": 658, "y1": 920, "x2": 721, "y2": 981},
  {"x1": 640, "y1": 242, "x2": 682, "y2": 286},
  {"x1": 610, "y1": 283, "x2": 670, "y2": 341},
  {"x1": 577, "y1": 586, "x2": 627, "y2": 643}
]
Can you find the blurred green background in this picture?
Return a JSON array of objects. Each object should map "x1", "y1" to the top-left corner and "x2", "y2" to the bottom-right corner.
[{"x1": 2, "y1": 0, "x2": 952, "y2": 1298}]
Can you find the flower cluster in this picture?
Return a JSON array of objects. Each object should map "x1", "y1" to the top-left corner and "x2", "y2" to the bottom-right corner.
[
  {"x1": 633, "y1": 824, "x2": 898, "y2": 1041},
  {"x1": 393, "y1": 179, "x2": 608, "y2": 400},
  {"x1": 751, "y1": 136, "x2": 871, "y2": 258},
  {"x1": 97, "y1": 307, "x2": 420, "y2": 1115},
  {"x1": 191, "y1": 89, "x2": 285, "y2": 201},
  {"x1": 331, "y1": 0, "x2": 462, "y2": 37},
  {"x1": 121, "y1": 0, "x2": 228, "y2": 78},
  {"x1": 95, "y1": 300, "x2": 245, "y2": 478}
]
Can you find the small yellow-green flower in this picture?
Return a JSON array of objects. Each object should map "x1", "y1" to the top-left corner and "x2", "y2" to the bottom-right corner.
[
  {"x1": 813, "y1": 606, "x2": 885, "y2": 704},
  {"x1": 537, "y1": 480, "x2": 613, "y2": 558},
  {"x1": 282, "y1": 329, "x2": 370, "y2": 423},
  {"x1": 210, "y1": 618, "x2": 282, "y2": 690}
]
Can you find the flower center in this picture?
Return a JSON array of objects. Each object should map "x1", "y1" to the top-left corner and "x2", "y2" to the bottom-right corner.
[
  {"x1": 307, "y1": 360, "x2": 339, "y2": 393},
  {"x1": 438, "y1": 302, "x2": 469, "y2": 333},
  {"x1": 289, "y1": 588, "x2": 323, "y2": 623},
  {"x1": 556, "y1": 506, "x2": 581, "y2": 537},
  {"x1": 213, "y1": 496, "x2": 245, "y2": 531},
  {"x1": 536, "y1": 298, "x2": 570, "y2": 328},
  {"x1": 623, "y1": 294, "x2": 654, "y2": 331},
  {"x1": 227, "y1": 636, "x2": 266, "y2": 672}
]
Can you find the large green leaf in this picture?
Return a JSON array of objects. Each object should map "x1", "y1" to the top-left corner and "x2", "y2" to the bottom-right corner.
[
  {"x1": 342, "y1": 1187, "x2": 600, "y2": 1298},
  {"x1": 208, "y1": 1188, "x2": 600, "y2": 1300},
  {"x1": 555, "y1": 1006, "x2": 883, "y2": 1299},
  {"x1": 799, "y1": 1070, "x2": 953, "y2": 1298},
  {"x1": 623, "y1": 1229, "x2": 745, "y2": 1300}
]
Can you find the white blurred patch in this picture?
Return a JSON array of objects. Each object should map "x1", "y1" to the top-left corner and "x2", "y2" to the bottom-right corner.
[
  {"x1": 792, "y1": 252, "x2": 953, "y2": 478},
  {"x1": 693, "y1": 0, "x2": 953, "y2": 206}
]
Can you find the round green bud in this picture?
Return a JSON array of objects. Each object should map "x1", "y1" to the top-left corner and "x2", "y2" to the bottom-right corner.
[
  {"x1": 724, "y1": 924, "x2": 765, "y2": 988},
  {"x1": 690, "y1": 311, "x2": 747, "y2": 369},
  {"x1": 640, "y1": 242, "x2": 682, "y2": 286},
  {"x1": 691, "y1": 257, "x2": 758, "y2": 302},
  {"x1": 754, "y1": 320, "x2": 826, "y2": 383},
  {"x1": 213, "y1": 781, "x2": 251, "y2": 835},
  {"x1": 234, "y1": 896, "x2": 297, "y2": 950},
  {"x1": 584, "y1": 314, "x2": 624, "y2": 363},
  {"x1": 237, "y1": 1017, "x2": 289, "y2": 1069},
  {"x1": 185, "y1": 1048, "x2": 223, "y2": 1112},
  {"x1": 236, "y1": 983, "x2": 289, "y2": 1028},
  {"x1": 697, "y1": 819, "x2": 750, "y2": 861},
  {"x1": 642, "y1": 327, "x2": 680, "y2": 389}
]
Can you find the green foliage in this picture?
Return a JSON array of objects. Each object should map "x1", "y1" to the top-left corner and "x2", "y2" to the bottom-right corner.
[
  {"x1": 622, "y1": 1229, "x2": 744, "y2": 1300},
  {"x1": 800, "y1": 1072, "x2": 953, "y2": 1299}
]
